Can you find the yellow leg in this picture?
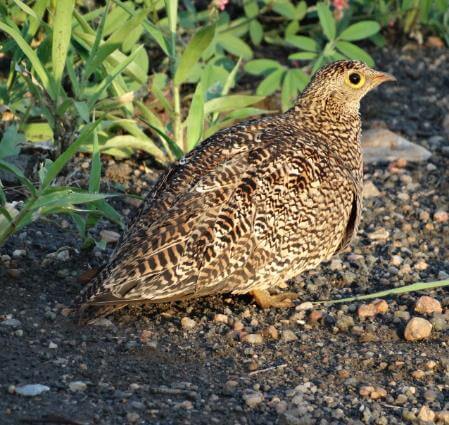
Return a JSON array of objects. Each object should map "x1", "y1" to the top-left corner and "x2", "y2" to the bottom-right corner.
[{"x1": 250, "y1": 289, "x2": 299, "y2": 309}]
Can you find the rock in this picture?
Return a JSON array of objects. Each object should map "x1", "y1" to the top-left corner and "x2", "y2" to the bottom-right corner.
[
  {"x1": 243, "y1": 391, "x2": 264, "y2": 408},
  {"x1": 368, "y1": 228, "x2": 390, "y2": 240},
  {"x1": 437, "y1": 411, "x2": 449, "y2": 424},
  {"x1": 415, "y1": 296, "x2": 442, "y2": 314},
  {"x1": 100, "y1": 230, "x2": 121, "y2": 243},
  {"x1": 281, "y1": 330, "x2": 298, "y2": 342},
  {"x1": 69, "y1": 381, "x2": 87, "y2": 392},
  {"x1": 242, "y1": 333, "x2": 264, "y2": 344},
  {"x1": 12, "y1": 249, "x2": 26, "y2": 258},
  {"x1": 357, "y1": 303, "x2": 377, "y2": 318},
  {"x1": 363, "y1": 181, "x2": 381, "y2": 198},
  {"x1": 426, "y1": 360, "x2": 437, "y2": 369},
  {"x1": 361, "y1": 128, "x2": 431, "y2": 163},
  {"x1": 126, "y1": 412, "x2": 141, "y2": 423},
  {"x1": 48, "y1": 341, "x2": 57, "y2": 349},
  {"x1": 434, "y1": 210, "x2": 449, "y2": 223},
  {"x1": 359, "y1": 385, "x2": 387, "y2": 399},
  {"x1": 391, "y1": 255, "x2": 403, "y2": 266},
  {"x1": 262, "y1": 325, "x2": 279, "y2": 339},
  {"x1": 15, "y1": 384, "x2": 50, "y2": 397},
  {"x1": 427, "y1": 36, "x2": 445, "y2": 48},
  {"x1": 180, "y1": 317, "x2": 197, "y2": 330},
  {"x1": 404, "y1": 317, "x2": 432, "y2": 341},
  {"x1": 411, "y1": 369, "x2": 425, "y2": 379},
  {"x1": 296, "y1": 302, "x2": 313, "y2": 311},
  {"x1": 213, "y1": 314, "x2": 229, "y2": 324},
  {"x1": 417, "y1": 405, "x2": 435, "y2": 422},
  {"x1": 1, "y1": 318, "x2": 22, "y2": 328},
  {"x1": 176, "y1": 400, "x2": 193, "y2": 409},
  {"x1": 415, "y1": 260, "x2": 428, "y2": 271},
  {"x1": 224, "y1": 380, "x2": 238, "y2": 395}
]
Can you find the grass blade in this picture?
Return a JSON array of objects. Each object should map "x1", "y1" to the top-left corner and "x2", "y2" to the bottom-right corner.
[{"x1": 88, "y1": 129, "x2": 101, "y2": 193}]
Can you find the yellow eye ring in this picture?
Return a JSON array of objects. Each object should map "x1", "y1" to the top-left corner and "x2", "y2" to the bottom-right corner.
[{"x1": 345, "y1": 71, "x2": 365, "y2": 89}]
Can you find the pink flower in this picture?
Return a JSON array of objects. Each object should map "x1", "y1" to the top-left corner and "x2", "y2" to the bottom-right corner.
[
  {"x1": 215, "y1": 0, "x2": 229, "y2": 11},
  {"x1": 332, "y1": 0, "x2": 349, "y2": 11}
]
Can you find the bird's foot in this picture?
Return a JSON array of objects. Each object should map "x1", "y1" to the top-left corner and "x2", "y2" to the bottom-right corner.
[{"x1": 250, "y1": 289, "x2": 299, "y2": 309}]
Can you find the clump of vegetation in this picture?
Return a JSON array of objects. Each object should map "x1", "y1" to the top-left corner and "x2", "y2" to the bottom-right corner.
[{"x1": 0, "y1": 0, "x2": 447, "y2": 247}]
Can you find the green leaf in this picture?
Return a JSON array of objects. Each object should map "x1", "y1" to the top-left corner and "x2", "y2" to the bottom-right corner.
[
  {"x1": 289, "y1": 68, "x2": 310, "y2": 91},
  {"x1": 100, "y1": 135, "x2": 164, "y2": 158},
  {"x1": 256, "y1": 69, "x2": 285, "y2": 96},
  {"x1": 286, "y1": 35, "x2": 319, "y2": 52},
  {"x1": 335, "y1": 41, "x2": 375, "y2": 67},
  {"x1": 89, "y1": 130, "x2": 101, "y2": 193},
  {"x1": 244, "y1": 0, "x2": 259, "y2": 18},
  {"x1": 244, "y1": 59, "x2": 282, "y2": 76},
  {"x1": 316, "y1": 2, "x2": 336, "y2": 40},
  {"x1": 84, "y1": 43, "x2": 120, "y2": 79},
  {"x1": 289, "y1": 52, "x2": 318, "y2": 60},
  {"x1": 33, "y1": 190, "x2": 113, "y2": 210},
  {"x1": 204, "y1": 95, "x2": 264, "y2": 115},
  {"x1": 74, "y1": 101, "x2": 90, "y2": 123},
  {"x1": 107, "y1": 8, "x2": 147, "y2": 47},
  {"x1": 0, "y1": 125, "x2": 24, "y2": 159},
  {"x1": 0, "y1": 21, "x2": 56, "y2": 99},
  {"x1": 52, "y1": 0, "x2": 75, "y2": 92},
  {"x1": 174, "y1": 25, "x2": 215, "y2": 86},
  {"x1": 272, "y1": 2, "x2": 297, "y2": 19},
  {"x1": 281, "y1": 70, "x2": 300, "y2": 111},
  {"x1": 41, "y1": 121, "x2": 102, "y2": 189},
  {"x1": 185, "y1": 81, "x2": 205, "y2": 150},
  {"x1": 339, "y1": 21, "x2": 380, "y2": 41},
  {"x1": 23, "y1": 123, "x2": 53, "y2": 143},
  {"x1": 295, "y1": 1, "x2": 308, "y2": 20},
  {"x1": 93, "y1": 199, "x2": 124, "y2": 228},
  {"x1": 217, "y1": 34, "x2": 253, "y2": 60},
  {"x1": 12, "y1": 0, "x2": 37, "y2": 18},
  {"x1": 249, "y1": 20, "x2": 263, "y2": 46}
]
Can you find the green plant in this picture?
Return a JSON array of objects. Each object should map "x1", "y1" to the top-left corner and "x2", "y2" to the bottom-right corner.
[{"x1": 0, "y1": 122, "x2": 123, "y2": 248}]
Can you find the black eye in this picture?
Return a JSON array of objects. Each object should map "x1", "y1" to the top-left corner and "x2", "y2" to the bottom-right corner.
[{"x1": 349, "y1": 72, "x2": 361, "y2": 85}]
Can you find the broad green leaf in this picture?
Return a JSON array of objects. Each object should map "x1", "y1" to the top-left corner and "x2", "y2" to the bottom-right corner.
[
  {"x1": 289, "y1": 52, "x2": 318, "y2": 60},
  {"x1": 289, "y1": 68, "x2": 310, "y2": 91},
  {"x1": 336, "y1": 41, "x2": 375, "y2": 66},
  {"x1": 204, "y1": 95, "x2": 264, "y2": 115},
  {"x1": 218, "y1": 34, "x2": 253, "y2": 60},
  {"x1": 295, "y1": 1, "x2": 307, "y2": 19},
  {"x1": 244, "y1": 0, "x2": 259, "y2": 18},
  {"x1": 249, "y1": 20, "x2": 263, "y2": 46},
  {"x1": 23, "y1": 123, "x2": 53, "y2": 143},
  {"x1": 286, "y1": 35, "x2": 319, "y2": 52},
  {"x1": 0, "y1": 126, "x2": 24, "y2": 159},
  {"x1": 339, "y1": 21, "x2": 380, "y2": 41},
  {"x1": 52, "y1": 0, "x2": 75, "y2": 92},
  {"x1": 0, "y1": 21, "x2": 56, "y2": 99},
  {"x1": 174, "y1": 25, "x2": 215, "y2": 86},
  {"x1": 272, "y1": 2, "x2": 297, "y2": 18},
  {"x1": 185, "y1": 81, "x2": 205, "y2": 150},
  {"x1": 316, "y1": 2, "x2": 336, "y2": 40},
  {"x1": 256, "y1": 69, "x2": 285, "y2": 96},
  {"x1": 244, "y1": 59, "x2": 282, "y2": 76}
]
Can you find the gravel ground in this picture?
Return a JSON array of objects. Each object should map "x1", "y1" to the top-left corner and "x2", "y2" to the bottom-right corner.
[{"x1": 1, "y1": 46, "x2": 449, "y2": 425}]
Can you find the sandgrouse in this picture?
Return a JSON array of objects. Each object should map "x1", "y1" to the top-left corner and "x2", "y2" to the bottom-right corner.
[{"x1": 76, "y1": 60, "x2": 395, "y2": 318}]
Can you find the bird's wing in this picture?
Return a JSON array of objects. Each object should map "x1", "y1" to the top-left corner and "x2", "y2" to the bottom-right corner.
[{"x1": 80, "y1": 132, "x2": 360, "y2": 308}]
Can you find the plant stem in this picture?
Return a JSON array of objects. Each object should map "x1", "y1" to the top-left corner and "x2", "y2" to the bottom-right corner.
[
  {"x1": 0, "y1": 196, "x2": 36, "y2": 247},
  {"x1": 173, "y1": 83, "x2": 184, "y2": 152}
]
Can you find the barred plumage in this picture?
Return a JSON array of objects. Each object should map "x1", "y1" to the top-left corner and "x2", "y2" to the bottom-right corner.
[{"x1": 75, "y1": 60, "x2": 395, "y2": 318}]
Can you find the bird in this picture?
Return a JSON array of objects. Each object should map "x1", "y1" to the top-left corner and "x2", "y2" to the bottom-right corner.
[{"x1": 75, "y1": 60, "x2": 395, "y2": 319}]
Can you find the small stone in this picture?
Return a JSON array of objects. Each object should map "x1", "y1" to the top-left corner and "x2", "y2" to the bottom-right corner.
[
  {"x1": 181, "y1": 317, "x2": 197, "y2": 330},
  {"x1": 359, "y1": 385, "x2": 386, "y2": 399},
  {"x1": 48, "y1": 341, "x2": 57, "y2": 349},
  {"x1": 434, "y1": 210, "x2": 449, "y2": 223},
  {"x1": 15, "y1": 384, "x2": 50, "y2": 397},
  {"x1": 357, "y1": 303, "x2": 376, "y2": 318},
  {"x1": 426, "y1": 360, "x2": 437, "y2": 369},
  {"x1": 224, "y1": 380, "x2": 238, "y2": 395},
  {"x1": 213, "y1": 314, "x2": 229, "y2": 324},
  {"x1": 90, "y1": 318, "x2": 115, "y2": 327},
  {"x1": 437, "y1": 411, "x2": 449, "y2": 424},
  {"x1": 7, "y1": 269, "x2": 20, "y2": 278},
  {"x1": 126, "y1": 412, "x2": 140, "y2": 423},
  {"x1": 308, "y1": 310, "x2": 323, "y2": 323},
  {"x1": 338, "y1": 370, "x2": 350, "y2": 379},
  {"x1": 415, "y1": 296, "x2": 442, "y2": 314},
  {"x1": 420, "y1": 210, "x2": 431, "y2": 221},
  {"x1": 176, "y1": 400, "x2": 193, "y2": 409},
  {"x1": 262, "y1": 325, "x2": 279, "y2": 339},
  {"x1": 243, "y1": 391, "x2": 264, "y2": 408},
  {"x1": 374, "y1": 299, "x2": 389, "y2": 314},
  {"x1": 242, "y1": 333, "x2": 264, "y2": 344},
  {"x1": 404, "y1": 317, "x2": 432, "y2": 341},
  {"x1": 281, "y1": 330, "x2": 298, "y2": 342},
  {"x1": 56, "y1": 250, "x2": 70, "y2": 261},
  {"x1": 368, "y1": 228, "x2": 390, "y2": 240},
  {"x1": 296, "y1": 301, "x2": 313, "y2": 311},
  {"x1": 12, "y1": 249, "x2": 26, "y2": 258},
  {"x1": 427, "y1": 35, "x2": 445, "y2": 48},
  {"x1": 69, "y1": 381, "x2": 87, "y2": 392},
  {"x1": 359, "y1": 385, "x2": 374, "y2": 397},
  {"x1": 1, "y1": 318, "x2": 22, "y2": 328},
  {"x1": 415, "y1": 260, "x2": 428, "y2": 271},
  {"x1": 411, "y1": 369, "x2": 425, "y2": 379},
  {"x1": 363, "y1": 181, "x2": 381, "y2": 198},
  {"x1": 233, "y1": 320, "x2": 244, "y2": 331},
  {"x1": 275, "y1": 400, "x2": 288, "y2": 414},
  {"x1": 424, "y1": 389, "x2": 438, "y2": 402},
  {"x1": 100, "y1": 230, "x2": 120, "y2": 243},
  {"x1": 417, "y1": 405, "x2": 435, "y2": 422},
  {"x1": 391, "y1": 255, "x2": 403, "y2": 266}
]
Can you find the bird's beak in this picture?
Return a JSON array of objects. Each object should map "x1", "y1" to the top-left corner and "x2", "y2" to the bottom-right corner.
[{"x1": 371, "y1": 71, "x2": 396, "y2": 87}]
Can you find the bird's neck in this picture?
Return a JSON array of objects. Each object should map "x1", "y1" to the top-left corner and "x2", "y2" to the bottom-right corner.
[{"x1": 289, "y1": 94, "x2": 363, "y2": 181}]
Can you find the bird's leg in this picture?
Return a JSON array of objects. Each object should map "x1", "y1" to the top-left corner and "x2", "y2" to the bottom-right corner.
[{"x1": 250, "y1": 289, "x2": 299, "y2": 309}]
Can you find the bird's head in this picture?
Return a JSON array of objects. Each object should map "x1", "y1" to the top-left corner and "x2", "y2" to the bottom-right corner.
[{"x1": 298, "y1": 60, "x2": 396, "y2": 113}]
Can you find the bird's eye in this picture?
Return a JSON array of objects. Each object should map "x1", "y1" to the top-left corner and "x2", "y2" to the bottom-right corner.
[{"x1": 345, "y1": 71, "x2": 365, "y2": 89}]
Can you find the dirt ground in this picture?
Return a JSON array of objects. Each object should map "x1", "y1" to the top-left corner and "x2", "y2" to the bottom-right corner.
[{"x1": 1, "y1": 46, "x2": 449, "y2": 425}]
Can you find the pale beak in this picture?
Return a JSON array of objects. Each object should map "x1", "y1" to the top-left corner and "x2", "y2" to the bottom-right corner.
[{"x1": 371, "y1": 71, "x2": 396, "y2": 86}]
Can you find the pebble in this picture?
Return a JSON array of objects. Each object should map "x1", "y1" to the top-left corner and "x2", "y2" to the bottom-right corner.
[
  {"x1": 296, "y1": 301, "x2": 313, "y2": 311},
  {"x1": 69, "y1": 381, "x2": 87, "y2": 392},
  {"x1": 411, "y1": 370, "x2": 426, "y2": 379},
  {"x1": 414, "y1": 260, "x2": 428, "y2": 271},
  {"x1": 14, "y1": 384, "x2": 50, "y2": 397},
  {"x1": 242, "y1": 333, "x2": 264, "y2": 344},
  {"x1": 126, "y1": 412, "x2": 141, "y2": 423},
  {"x1": 48, "y1": 341, "x2": 57, "y2": 349},
  {"x1": 404, "y1": 317, "x2": 432, "y2": 341},
  {"x1": 262, "y1": 325, "x2": 279, "y2": 339},
  {"x1": 12, "y1": 249, "x2": 26, "y2": 258},
  {"x1": 363, "y1": 181, "x2": 381, "y2": 198},
  {"x1": 415, "y1": 296, "x2": 442, "y2": 314},
  {"x1": 357, "y1": 299, "x2": 389, "y2": 318},
  {"x1": 417, "y1": 405, "x2": 435, "y2": 422},
  {"x1": 359, "y1": 385, "x2": 387, "y2": 400},
  {"x1": 224, "y1": 380, "x2": 238, "y2": 395},
  {"x1": 434, "y1": 210, "x2": 449, "y2": 223},
  {"x1": 368, "y1": 228, "x2": 390, "y2": 240},
  {"x1": 213, "y1": 314, "x2": 229, "y2": 324},
  {"x1": 281, "y1": 330, "x2": 298, "y2": 342},
  {"x1": 437, "y1": 411, "x2": 449, "y2": 424},
  {"x1": 181, "y1": 317, "x2": 197, "y2": 330},
  {"x1": 100, "y1": 230, "x2": 121, "y2": 243},
  {"x1": 1, "y1": 318, "x2": 22, "y2": 328},
  {"x1": 243, "y1": 391, "x2": 264, "y2": 408}
]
